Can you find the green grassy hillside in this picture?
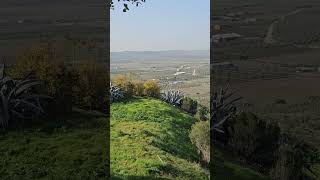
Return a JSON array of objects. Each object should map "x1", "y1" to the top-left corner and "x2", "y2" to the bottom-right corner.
[
  {"x1": 111, "y1": 98, "x2": 209, "y2": 179},
  {"x1": 111, "y1": 97, "x2": 269, "y2": 180}
]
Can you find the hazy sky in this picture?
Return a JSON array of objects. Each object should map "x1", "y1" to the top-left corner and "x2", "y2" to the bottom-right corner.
[{"x1": 111, "y1": 0, "x2": 210, "y2": 52}]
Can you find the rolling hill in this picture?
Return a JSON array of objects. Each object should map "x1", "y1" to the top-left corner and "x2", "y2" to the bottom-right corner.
[{"x1": 110, "y1": 97, "x2": 268, "y2": 180}]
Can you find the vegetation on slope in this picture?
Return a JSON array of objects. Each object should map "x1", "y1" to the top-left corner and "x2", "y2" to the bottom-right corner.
[
  {"x1": 212, "y1": 149, "x2": 269, "y2": 180},
  {"x1": 0, "y1": 113, "x2": 108, "y2": 179},
  {"x1": 110, "y1": 98, "x2": 209, "y2": 179}
]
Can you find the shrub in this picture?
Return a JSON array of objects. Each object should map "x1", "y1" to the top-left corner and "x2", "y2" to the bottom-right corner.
[
  {"x1": 110, "y1": 83, "x2": 124, "y2": 103},
  {"x1": 9, "y1": 46, "x2": 73, "y2": 115},
  {"x1": 9, "y1": 46, "x2": 66, "y2": 97},
  {"x1": 161, "y1": 90, "x2": 184, "y2": 106},
  {"x1": 132, "y1": 80, "x2": 144, "y2": 96},
  {"x1": 195, "y1": 104, "x2": 209, "y2": 121},
  {"x1": 270, "y1": 136, "x2": 320, "y2": 180},
  {"x1": 190, "y1": 121, "x2": 210, "y2": 164},
  {"x1": 10, "y1": 46, "x2": 109, "y2": 112},
  {"x1": 181, "y1": 97, "x2": 198, "y2": 114},
  {"x1": 0, "y1": 66, "x2": 50, "y2": 130},
  {"x1": 113, "y1": 75, "x2": 134, "y2": 98},
  {"x1": 143, "y1": 80, "x2": 160, "y2": 98},
  {"x1": 71, "y1": 62, "x2": 108, "y2": 111},
  {"x1": 227, "y1": 112, "x2": 281, "y2": 170}
]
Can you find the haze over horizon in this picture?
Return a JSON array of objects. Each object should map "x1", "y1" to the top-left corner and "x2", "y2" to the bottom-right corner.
[
  {"x1": 111, "y1": 0, "x2": 210, "y2": 52},
  {"x1": 110, "y1": 49, "x2": 210, "y2": 53}
]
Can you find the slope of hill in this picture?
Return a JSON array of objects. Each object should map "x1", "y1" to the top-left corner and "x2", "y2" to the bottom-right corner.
[
  {"x1": 110, "y1": 97, "x2": 269, "y2": 179},
  {"x1": 0, "y1": 112, "x2": 108, "y2": 179},
  {"x1": 212, "y1": 149, "x2": 269, "y2": 180},
  {"x1": 110, "y1": 98, "x2": 209, "y2": 179}
]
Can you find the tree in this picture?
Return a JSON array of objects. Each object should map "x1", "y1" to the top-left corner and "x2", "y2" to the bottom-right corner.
[{"x1": 109, "y1": 0, "x2": 146, "y2": 12}]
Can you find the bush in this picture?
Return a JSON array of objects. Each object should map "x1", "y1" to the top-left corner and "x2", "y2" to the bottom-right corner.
[
  {"x1": 270, "y1": 136, "x2": 320, "y2": 180},
  {"x1": 132, "y1": 80, "x2": 144, "y2": 96},
  {"x1": 181, "y1": 97, "x2": 198, "y2": 114},
  {"x1": 143, "y1": 80, "x2": 160, "y2": 98},
  {"x1": 161, "y1": 90, "x2": 184, "y2": 107},
  {"x1": 190, "y1": 121, "x2": 210, "y2": 164},
  {"x1": 112, "y1": 75, "x2": 134, "y2": 98},
  {"x1": 9, "y1": 46, "x2": 73, "y2": 115},
  {"x1": 195, "y1": 104, "x2": 209, "y2": 121},
  {"x1": 71, "y1": 62, "x2": 109, "y2": 111},
  {"x1": 0, "y1": 65, "x2": 50, "y2": 130},
  {"x1": 110, "y1": 83, "x2": 125, "y2": 103},
  {"x1": 9, "y1": 46, "x2": 66, "y2": 97},
  {"x1": 227, "y1": 112, "x2": 281, "y2": 170},
  {"x1": 10, "y1": 46, "x2": 109, "y2": 112}
]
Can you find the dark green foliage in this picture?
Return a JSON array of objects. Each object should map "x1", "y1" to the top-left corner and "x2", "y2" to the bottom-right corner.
[
  {"x1": 270, "y1": 136, "x2": 320, "y2": 180},
  {"x1": 47, "y1": 66, "x2": 73, "y2": 116},
  {"x1": 190, "y1": 121, "x2": 210, "y2": 164},
  {"x1": 227, "y1": 112, "x2": 281, "y2": 170},
  {"x1": 181, "y1": 97, "x2": 198, "y2": 115},
  {"x1": 71, "y1": 63, "x2": 109, "y2": 111},
  {"x1": 125, "y1": 81, "x2": 135, "y2": 98},
  {"x1": 0, "y1": 65, "x2": 50, "y2": 130},
  {"x1": 195, "y1": 104, "x2": 209, "y2": 121}
]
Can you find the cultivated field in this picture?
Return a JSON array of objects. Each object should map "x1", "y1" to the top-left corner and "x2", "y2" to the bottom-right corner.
[
  {"x1": 111, "y1": 51, "x2": 210, "y2": 106},
  {"x1": 213, "y1": 0, "x2": 320, "y2": 177}
]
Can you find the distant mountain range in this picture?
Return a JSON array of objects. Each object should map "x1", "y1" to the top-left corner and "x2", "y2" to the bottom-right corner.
[{"x1": 111, "y1": 50, "x2": 209, "y2": 62}]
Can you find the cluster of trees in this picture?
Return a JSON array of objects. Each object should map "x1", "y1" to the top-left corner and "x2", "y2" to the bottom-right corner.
[{"x1": 110, "y1": 74, "x2": 160, "y2": 102}]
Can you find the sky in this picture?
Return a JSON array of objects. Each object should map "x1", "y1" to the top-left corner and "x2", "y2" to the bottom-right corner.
[{"x1": 110, "y1": 0, "x2": 210, "y2": 52}]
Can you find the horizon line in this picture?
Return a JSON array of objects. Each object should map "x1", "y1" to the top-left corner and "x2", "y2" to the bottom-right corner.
[{"x1": 111, "y1": 49, "x2": 210, "y2": 53}]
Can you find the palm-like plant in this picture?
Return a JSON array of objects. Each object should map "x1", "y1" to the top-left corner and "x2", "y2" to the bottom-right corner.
[
  {"x1": 211, "y1": 83, "x2": 242, "y2": 134},
  {"x1": 110, "y1": 83, "x2": 124, "y2": 103},
  {"x1": 161, "y1": 90, "x2": 184, "y2": 106},
  {"x1": 0, "y1": 65, "x2": 49, "y2": 130}
]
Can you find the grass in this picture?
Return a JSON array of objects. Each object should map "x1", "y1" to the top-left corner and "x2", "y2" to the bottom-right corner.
[
  {"x1": 212, "y1": 149, "x2": 269, "y2": 180},
  {"x1": 110, "y1": 97, "x2": 209, "y2": 179},
  {"x1": 111, "y1": 97, "x2": 272, "y2": 179},
  {"x1": 0, "y1": 97, "x2": 288, "y2": 180},
  {"x1": 0, "y1": 112, "x2": 108, "y2": 180}
]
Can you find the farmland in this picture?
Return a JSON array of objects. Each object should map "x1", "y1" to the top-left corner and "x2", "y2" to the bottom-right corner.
[
  {"x1": 213, "y1": 0, "x2": 320, "y2": 178},
  {"x1": 111, "y1": 50, "x2": 210, "y2": 106},
  {"x1": 212, "y1": 0, "x2": 320, "y2": 111},
  {"x1": 211, "y1": 0, "x2": 320, "y2": 178}
]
